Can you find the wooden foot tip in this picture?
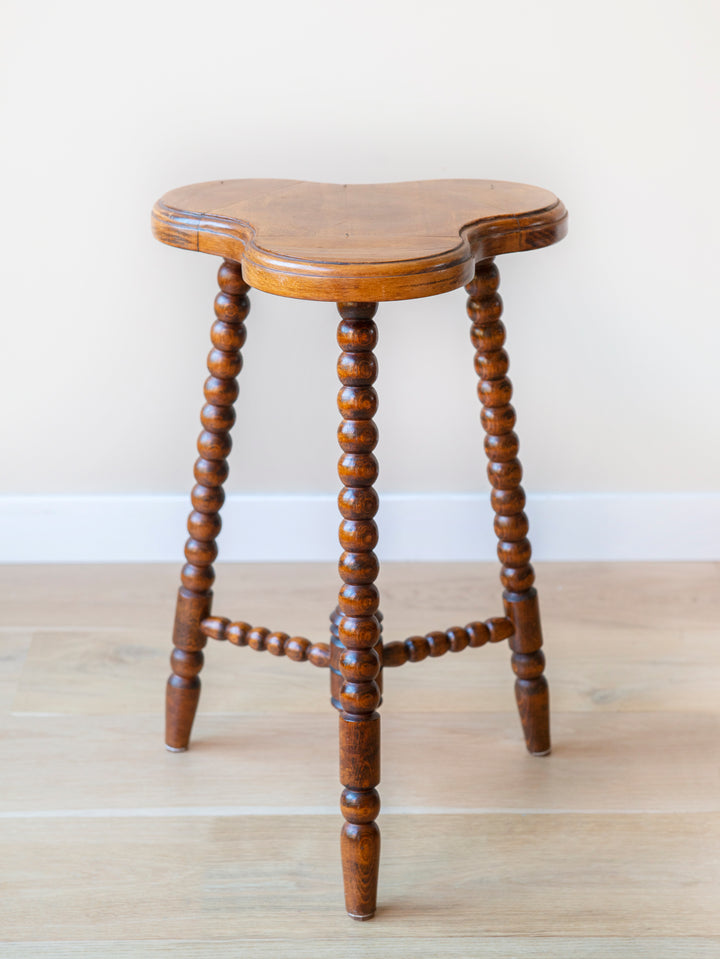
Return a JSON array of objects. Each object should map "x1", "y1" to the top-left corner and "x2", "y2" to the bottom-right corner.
[
  {"x1": 529, "y1": 746, "x2": 551, "y2": 757},
  {"x1": 165, "y1": 744, "x2": 188, "y2": 753},
  {"x1": 348, "y1": 911, "x2": 375, "y2": 921}
]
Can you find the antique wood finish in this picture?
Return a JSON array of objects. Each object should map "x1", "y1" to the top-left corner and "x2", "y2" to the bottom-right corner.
[
  {"x1": 335, "y1": 303, "x2": 382, "y2": 919},
  {"x1": 153, "y1": 178, "x2": 567, "y2": 919},
  {"x1": 331, "y1": 607, "x2": 384, "y2": 709},
  {"x1": 152, "y1": 179, "x2": 567, "y2": 301},
  {"x1": 200, "y1": 616, "x2": 331, "y2": 667},
  {"x1": 165, "y1": 259, "x2": 249, "y2": 751},
  {"x1": 466, "y1": 259, "x2": 551, "y2": 756},
  {"x1": 382, "y1": 616, "x2": 514, "y2": 667}
]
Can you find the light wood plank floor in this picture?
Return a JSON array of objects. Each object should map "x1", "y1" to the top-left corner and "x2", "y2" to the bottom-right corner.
[{"x1": 1, "y1": 562, "x2": 718, "y2": 957}]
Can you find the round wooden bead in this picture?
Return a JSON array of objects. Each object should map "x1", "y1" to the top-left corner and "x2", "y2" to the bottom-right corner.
[
  {"x1": 465, "y1": 260, "x2": 500, "y2": 296},
  {"x1": 210, "y1": 317, "x2": 247, "y2": 350},
  {"x1": 338, "y1": 584, "x2": 380, "y2": 617},
  {"x1": 337, "y1": 386, "x2": 378, "y2": 420},
  {"x1": 447, "y1": 626, "x2": 470, "y2": 652},
  {"x1": 337, "y1": 420, "x2": 378, "y2": 452},
  {"x1": 338, "y1": 453, "x2": 379, "y2": 487},
  {"x1": 207, "y1": 348, "x2": 242, "y2": 379},
  {"x1": 337, "y1": 312, "x2": 378, "y2": 348},
  {"x1": 217, "y1": 259, "x2": 248, "y2": 295},
  {"x1": 466, "y1": 621, "x2": 490, "y2": 647},
  {"x1": 427, "y1": 630, "x2": 450, "y2": 657},
  {"x1": 170, "y1": 647, "x2": 204, "y2": 679},
  {"x1": 193, "y1": 458, "x2": 229, "y2": 487},
  {"x1": 226, "y1": 621, "x2": 251, "y2": 645},
  {"x1": 339, "y1": 681, "x2": 380, "y2": 714},
  {"x1": 213, "y1": 293, "x2": 249, "y2": 325},
  {"x1": 340, "y1": 787, "x2": 381, "y2": 824},
  {"x1": 200, "y1": 404, "x2": 236, "y2": 433},
  {"x1": 340, "y1": 648, "x2": 380, "y2": 682},
  {"x1": 467, "y1": 291, "x2": 503, "y2": 323},
  {"x1": 339, "y1": 550, "x2": 379, "y2": 585},
  {"x1": 339, "y1": 615, "x2": 380, "y2": 649},
  {"x1": 184, "y1": 537, "x2": 218, "y2": 566},
  {"x1": 308, "y1": 644, "x2": 331, "y2": 667},
  {"x1": 494, "y1": 512, "x2": 529, "y2": 541},
  {"x1": 180, "y1": 562, "x2": 214, "y2": 592},
  {"x1": 266, "y1": 632, "x2": 289, "y2": 656},
  {"x1": 490, "y1": 487, "x2": 526, "y2": 515},
  {"x1": 247, "y1": 627, "x2": 269, "y2": 651},
  {"x1": 501, "y1": 565, "x2": 536, "y2": 592},
  {"x1": 404, "y1": 636, "x2": 430, "y2": 662},
  {"x1": 339, "y1": 520, "x2": 379, "y2": 551},
  {"x1": 191, "y1": 484, "x2": 225, "y2": 513},
  {"x1": 487, "y1": 459, "x2": 523, "y2": 490},
  {"x1": 484, "y1": 432, "x2": 520, "y2": 463},
  {"x1": 474, "y1": 349, "x2": 509, "y2": 381},
  {"x1": 187, "y1": 510, "x2": 222, "y2": 541},
  {"x1": 203, "y1": 375, "x2": 239, "y2": 406},
  {"x1": 197, "y1": 430, "x2": 232, "y2": 461},
  {"x1": 478, "y1": 377, "x2": 513, "y2": 408},
  {"x1": 481, "y1": 405, "x2": 516, "y2": 435},
  {"x1": 497, "y1": 537, "x2": 532, "y2": 568},
  {"x1": 470, "y1": 318, "x2": 506, "y2": 351},
  {"x1": 285, "y1": 636, "x2": 311, "y2": 661},
  {"x1": 337, "y1": 353, "x2": 378, "y2": 385},
  {"x1": 338, "y1": 487, "x2": 379, "y2": 520},
  {"x1": 512, "y1": 650, "x2": 545, "y2": 680}
]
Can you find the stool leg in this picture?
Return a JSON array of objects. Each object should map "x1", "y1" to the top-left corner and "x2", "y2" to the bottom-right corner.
[
  {"x1": 330, "y1": 606, "x2": 383, "y2": 711},
  {"x1": 336, "y1": 302, "x2": 382, "y2": 919},
  {"x1": 466, "y1": 259, "x2": 551, "y2": 756},
  {"x1": 166, "y1": 259, "x2": 250, "y2": 751}
]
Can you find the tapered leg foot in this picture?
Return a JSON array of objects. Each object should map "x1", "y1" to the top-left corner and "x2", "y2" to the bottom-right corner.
[
  {"x1": 467, "y1": 259, "x2": 551, "y2": 757},
  {"x1": 165, "y1": 675, "x2": 201, "y2": 751},
  {"x1": 515, "y1": 675, "x2": 551, "y2": 756},
  {"x1": 341, "y1": 817, "x2": 381, "y2": 919},
  {"x1": 506, "y1": 588, "x2": 551, "y2": 755}
]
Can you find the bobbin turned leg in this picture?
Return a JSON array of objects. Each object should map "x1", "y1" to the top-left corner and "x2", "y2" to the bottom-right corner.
[
  {"x1": 330, "y1": 606, "x2": 383, "y2": 711},
  {"x1": 166, "y1": 259, "x2": 250, "y2": 751},
  {"x1": 466, "y1": 259, "x2": 550, "y2": 756},
  {"x1": 336, "y1": 302, "x2": 382, "y2": 919}
]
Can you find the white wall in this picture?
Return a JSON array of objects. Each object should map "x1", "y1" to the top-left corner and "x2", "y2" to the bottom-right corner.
[{"x1": 1, "y1": 0, "x2": 719, "y2": 560}]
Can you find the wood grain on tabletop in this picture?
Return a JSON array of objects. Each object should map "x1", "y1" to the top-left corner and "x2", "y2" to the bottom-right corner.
[{"x1": 152, "y1": 179, "x2": 567, "y2": 301}]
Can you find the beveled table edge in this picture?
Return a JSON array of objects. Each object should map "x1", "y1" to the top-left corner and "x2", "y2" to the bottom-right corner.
[{"x1": 151, "y1": 183, "x2": 567, "y2": 301}]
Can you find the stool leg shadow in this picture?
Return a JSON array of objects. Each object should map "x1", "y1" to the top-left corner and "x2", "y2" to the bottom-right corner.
[
  {"x1": 466, "y1": 258, "x2": 551, "y2": 757},
  {"x1": 166, "y1": 258, "x2": 250, "y2": 751}
]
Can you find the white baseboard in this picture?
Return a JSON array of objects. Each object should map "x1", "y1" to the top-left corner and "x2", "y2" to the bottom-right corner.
[{"x1": 0, "y1": 492, "x2": 717, "y2": 562}]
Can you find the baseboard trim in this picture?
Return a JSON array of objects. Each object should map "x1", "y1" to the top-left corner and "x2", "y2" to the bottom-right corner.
[{"x1": 0, "y1": 492, "x2": 717, "y2": 562}]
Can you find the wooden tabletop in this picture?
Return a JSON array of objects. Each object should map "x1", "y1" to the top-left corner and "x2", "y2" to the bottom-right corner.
[{"x1": 152, "y1": 179, "x2": 567, "y2": 301}]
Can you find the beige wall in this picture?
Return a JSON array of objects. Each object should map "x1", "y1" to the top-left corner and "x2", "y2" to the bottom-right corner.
[{"x1": 1, "y1": 0, "x2": 719, "y2": 507}]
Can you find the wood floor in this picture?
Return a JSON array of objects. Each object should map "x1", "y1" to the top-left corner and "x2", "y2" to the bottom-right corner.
[{"x1": 1, "y1": 562, "x2": 718, "y2": 957}]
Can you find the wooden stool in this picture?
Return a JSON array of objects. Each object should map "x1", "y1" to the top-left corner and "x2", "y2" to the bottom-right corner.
[{"x1": 151, "y1": 179, "x2": 568, "y2": 919}]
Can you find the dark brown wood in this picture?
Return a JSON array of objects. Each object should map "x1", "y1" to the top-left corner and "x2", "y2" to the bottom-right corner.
[
  {"x1": 382, "y1": 616, "x2": 515, "y2": 667},
  {"x1": 335, "y1": 303, "x2": 382, "y2": 919},
  {"x1": 200, "y1": 616, "x2": 330, "y2": 667},
  {"x1": 165, "y1": 259, "x2": 249, "y2": 751},
  {"x1": 152, "y1": 179, "x2": 567, "y2": 301},
  {"x1": 331, "y1": 607, "x2": 383, "y2": 710},
  {"x1": 154, "y1": 178, "x2": 565, "y2": 916},
  {"x1": 466, "y1": 258, "x2": 551, "y2": 756}
]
